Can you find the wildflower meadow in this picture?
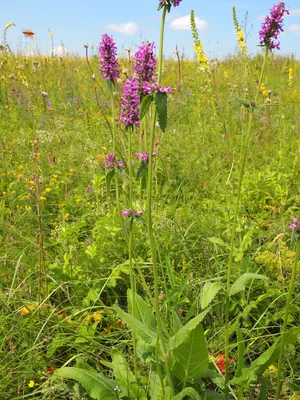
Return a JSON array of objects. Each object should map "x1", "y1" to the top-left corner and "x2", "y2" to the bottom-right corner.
[{"x1": 1, "y1": 1, "x2": 300, "y2": 399}]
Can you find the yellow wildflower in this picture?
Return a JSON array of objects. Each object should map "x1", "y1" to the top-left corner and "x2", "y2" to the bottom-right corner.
[
  {"x1": 288, "y1": 67, "x2": 293, "y2": 86},
  {"x1": 40, "y1": 196, "x2": 47, "y2": 201},
  {"x1": 236, "y1": 28, "x2": 248, "y2": 55},
  {"x1": 75, "y1": 198, "x2": 81, "y2": 203},
  {"x1": 45, "y1": 187, "x2": 52, "y2": 193},
  {"x1": 260, "y1": 83, "x2": 268, "y2": 97},
  {"x1": 64, "y1": 212, "x2": 70, "y2": 219},
  {"x1": 28, "y1": 380, "x2": 35, "y2": 388}
]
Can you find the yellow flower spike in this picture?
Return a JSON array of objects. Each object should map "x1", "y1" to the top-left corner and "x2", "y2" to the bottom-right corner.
[
  {"x1": 28, "y1": 380, "x2": 35, "y2": 388},
  {"x1": 5, "y1": 22, "x2": 15, "y2": 30}
]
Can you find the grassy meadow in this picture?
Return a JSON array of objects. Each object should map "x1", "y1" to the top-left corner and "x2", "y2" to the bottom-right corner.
[{"x1": 1, "y1": 8, "x2": 300, "y2": 400}]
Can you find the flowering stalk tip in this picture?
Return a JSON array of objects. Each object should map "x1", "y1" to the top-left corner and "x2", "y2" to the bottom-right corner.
[
  {"x1": 98, "y1": 34, "x2": 120, "y2": 82},
  {"x1": 259, "y1": 2, "x2": 289, "y2": 51}
]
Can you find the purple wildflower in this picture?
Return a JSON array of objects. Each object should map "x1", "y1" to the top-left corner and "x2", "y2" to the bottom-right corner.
[
  {"x1": 136, "y1": 152, "x2": 149, "y2": 162},
  {"x1": 159, "y1": 0, "x2": 182, "y2": 7},
  {"x1": 105, "y1": 153, "x2": 124, "y2": 168},
  {"x1": 120, "y1": 75, "x2": 140, "y2": 128},
  {"x1": 141, "y1": 81, "x2": 172, "y2": 96},
  {"x1": 98, "y1": 34, "x2": 120, "y2": 81},
  {"x1": 121, "y1": 209, "x2": 143, "y2": 217},
  {"x1": 259, "y1": 2, "x2": 289, "y2": 51},
  {"x1": 288, "y1": 217, "x2": 300, "y2": 231},
  {"x1": 133, "y1": 42, "x2": 156, "y2": 84}
]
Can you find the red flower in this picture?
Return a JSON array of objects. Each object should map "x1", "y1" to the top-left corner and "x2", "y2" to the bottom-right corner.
[{"x1": 215, "y1": 352, "x2": 233, "y2": 374}]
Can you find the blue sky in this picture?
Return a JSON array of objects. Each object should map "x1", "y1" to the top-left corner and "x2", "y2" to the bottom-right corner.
[{"x1": 1, "y1": 0, "x2": 300, "y2": 59}]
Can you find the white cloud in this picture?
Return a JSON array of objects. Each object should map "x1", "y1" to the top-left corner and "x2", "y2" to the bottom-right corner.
[
  {"x1": 107, "y1": 22, "x2": 138, "y2": 35},
  {"x1": 289, "y1": 24, "x2": 300, "y2": 35},
  {"x1": 170, "y1": 15, "x2": 208, "y2": 31},
  {"x1": 290, "y1": 8, "x2": 300, "y2": 17},
  {"x1": 53, "y1": 46, "x2": 66, "y2": 56}
]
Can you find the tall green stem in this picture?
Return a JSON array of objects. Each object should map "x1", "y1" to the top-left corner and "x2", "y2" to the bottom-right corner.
[
  {"x1": 224, "y1": 49, "x2": 268, "y2": 399},
  {"x1": 146, "y1": 5, "x2": 174, "y2": 395},
  {"x1": 275, "y1": 238, "x2": 300, "y2": 400},
  {"x1": 109, "y1": 83, "x2": 123, "y2": 228}
]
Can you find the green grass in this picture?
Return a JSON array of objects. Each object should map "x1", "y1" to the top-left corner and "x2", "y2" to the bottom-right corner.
[{"x1": 1, "y1": 45, "x2": 300, "y2": 399}]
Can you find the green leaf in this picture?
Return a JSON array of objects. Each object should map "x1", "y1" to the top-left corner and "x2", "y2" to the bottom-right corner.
[
  {"x1": 114, "y1": 305, "x2": 156, "y2": 345},
  {"x1": 149, "y1": 370, "x2": 164, "y2": 400},
  {"x1": 230, "y1": 273, "x2": 268, "y2": 296},
  {"x1": 136, "y1": 160, "x2": 148, "y2": 180},
  {"x1": 169, "y1": 308, "x2": 210, "y2": 350},
  {"x1": 201, "y1": 390, "x2": 225, "y2": 399},
  {"x1": 55, "y1": 367, "x2": 116, "y2": 400},
  {"x1": 230, "y1": 327, "x2": 300, "y2": 388},
  {"x1": 105, "y1": 168, "x2": 115, "y2": 194},
  {"x1": 127, "y1": 289, "x2": 156, "y2": 330},
  {"x1": 155, "y1": 92, "x2": 168, "y2": 132},
  {"x1": 258, "y1": 380, "x2": 268, "y2": 400},
  {"x1": 208, "y1": 237, "x2": 227, "y2": 247},
  {"x1": 111, "y1": 348, "x2": 147, "y2": 400},
  {"x1": 235, "y1": 325, "x2": 246, "y2": 378},
  {"x1": 200, "y1": 282, "x2": 224, "y2": 309},
  {"x1": 232, "y1": 95, "x2": 251, "y2": 108},
  {"x1": 170, "y1": 323, "x2": 208, "y2": 382},
  {"x1": 140, "y1": 95, "x2": 153, "y2": 120},
  {"x1": 173, "y1": 387, "x2": 202, "y2": 400},
  {"x1": 286, "y1": 382, "x2": 300, "y2": 393}
]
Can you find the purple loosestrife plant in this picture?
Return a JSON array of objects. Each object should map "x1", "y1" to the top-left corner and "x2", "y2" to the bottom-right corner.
[
  {"x1": 120, "y1": 75, "x2": 140, "y2": 128},
  {"x1": 105, "y1": 153, "x2": 124, "y2": 169},
  {"x1": 259, "y1": 2, "x2": 289, "y2": 51},
  {"x1": 98, "y1": 34, "x2": 120, "y2": 82},
  {"x1": 133, "y1": 42, "x2": 156, "y2": 84}
]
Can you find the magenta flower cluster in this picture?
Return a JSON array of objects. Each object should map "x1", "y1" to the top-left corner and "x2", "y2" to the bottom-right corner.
[
  {"x1": 105, "y1": 153, "x2": 124, "y2": 168},
  {"x1": 133, "y1": 42, "x2": 156, "y2": 84},
  {"x1": 136, "y1": 151, "x2": 157, "y2": 163},
  {"x1": 159, "y1": 0, "x2": 183, "y2": 7},
  {"x1": 122, "y1": 209, "x2": 143, "y2": 217},
  {"x1": 98, "y1": 34, "x2": 120, "y2": 81},
  {"x1": 141, "y1": 81, "x2": 172, "y2": 95},
  {"x1": 120, "y1": 76, "x2": 140, "y2": 127},
  {"x1": 259, "y1": 2, "x2": 289, "y2": 50},
  {"x1": 288, "y1": 217, "x2": 300, "y2": 231}
]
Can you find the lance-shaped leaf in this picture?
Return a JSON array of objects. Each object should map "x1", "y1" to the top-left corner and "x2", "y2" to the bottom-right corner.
[
  {"x1": 232, "y1": 95, "x2": 251, "y2": 108},
  {"x1": 127, "y1": 289, "x2": 156, "y2": 330},
  {"x1": 105, "y1": 168, "x2": 115, "y2": 194},
  {"x1": 140, "y1": 94, "x2": 153, "y2": 121},
  {"x1": 55, "y1": 366, "x2": 116, "y2": 400},
  {"x1": 136, "y1": 160, "x2": 148, "y2": 180},
  {"x1": 114, "y1": 304, "x2": 156, "y2": 345},
  {"x1": 111, "y1": 348, "x2": 147, "y2": 400},
  {"x1": 230, "y1": 273, "x2": 268, "y2": 296},
  {"x1": 155, "y1": 92, "x2": 168, "y2": 132},
  {"x1": 200, "y1": 281, "x2": 224, "y2": 309}
]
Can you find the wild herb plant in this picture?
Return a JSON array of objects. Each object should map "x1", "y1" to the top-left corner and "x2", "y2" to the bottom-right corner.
[{"x1": 1, "y1": 0, "x2": 300, "y2": 399}]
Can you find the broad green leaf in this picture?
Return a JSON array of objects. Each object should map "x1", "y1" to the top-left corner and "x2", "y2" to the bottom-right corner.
[
  {"x1": 171, "y1": 323, "x2": 208, "y2": 382},
  {"x1": 105, "y1": 168, "x2": 115, "y2": 194},
  {"x1": 114, "y1": 305, "x2": 156, "y2": 345},
  {"x1": 200, "y1": 282, "x2": 224, "y2": 309},
  {"x1": 169, "y1": 308, "x2": 210, "y2": 350},
  {"x1": 230, "y1": 327, "x2": 300, "y2": 387},
  {"x1": 111, "y1": 348, "x2": 147, "y2": 400},
  {"x1": 149, "y1": 369, "x2": 164, "y2": 400},
  {"x1": 230, "y1": 273, "x2": 268, "y2": 296},
  {"x1": 140, "y1": 94, "x2": 153, "y2": 120},
  {"x1": 127, "y1": 289, "x2": 156, "y2": 330},
  {"x1": 232, "y1": 95, "x2": 251, "y2": 108},
  {"x1": 173, "y1": 387, "x2": 202, "y2": 400},
  {"x1": 136, "y1": 160, "x2": 148, "y2": 179},
  {"x1": 55, "y1": 367, "x2": 116, "y2": 400},
  {"x1": 155, "y1": 92, "x2": 168, "y2": 132},
  {"x1": 202, "y1": 390, "x2": 224, "y2": 399}
]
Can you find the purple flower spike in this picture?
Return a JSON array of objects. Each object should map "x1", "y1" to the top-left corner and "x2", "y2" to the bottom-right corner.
[
  {"x1": 259, "y1": 2, "x2": 289, "y2": 51},
  {"x1": 288, "y1": 217, "x2": 300, "y2": 231},
  {"x1": 141, "y1": 81, "x2": 172, "y2": 96},
  {"x1": 136, "y1": 152, "x2": 149, "y2": 162},
  {"x1": 105, "y1": 153, "x2": 124, "y2": 169},
  {"x1": 121, "y1": 210, "x2": 131, "y2": 217},
  {"x1": 120, "y1": 75, "x2": 140, "y2": 128},
  {"x1": 135, "y1": 210, "x2": 143, "y2": 217},
  {"x1": 159, "y1": 0, "x2": 182, "y2": 7},
  {"x1": 98, "y1": 34, "x2": 120, "y2": 81},
  {"x1": 121, "y1": 209, "x2": 143, "y2": 218},
  {"x1": 133, "y1": 42, "x2": 156, "y2": 84}
]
